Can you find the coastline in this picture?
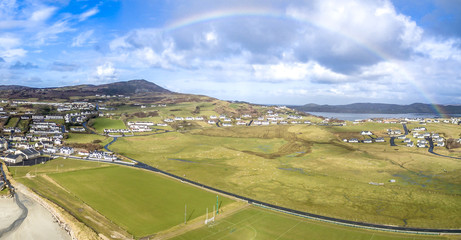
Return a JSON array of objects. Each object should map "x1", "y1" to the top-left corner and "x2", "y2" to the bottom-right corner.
[{"x1": 1, "y1": 164, "x2": 99, "y2": 240}]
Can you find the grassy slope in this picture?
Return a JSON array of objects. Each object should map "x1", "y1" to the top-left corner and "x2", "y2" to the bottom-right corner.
[
  {"x1": 109, "y1": 125, "x2": 461, "y2": 228},
  {"x1": 50, "y1": 165, "x2": 234, "y2": 238},
  {"x1": 173, "y1": 207, "x2": 448, "y2": 240}
]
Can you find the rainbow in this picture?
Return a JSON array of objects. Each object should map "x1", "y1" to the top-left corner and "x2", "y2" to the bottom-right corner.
[{"x1": 164, "y1": 8, "x2": 448, "y2": 117}]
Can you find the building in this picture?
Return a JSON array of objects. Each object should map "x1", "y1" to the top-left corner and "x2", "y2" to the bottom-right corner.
[
  {"x1": 60, "y1": 147, "x2": 74, "y2": 155},
  {"x1": 16, "y1": 148, "x2": 40, "y2": 159},
  {"x1": 3, "y1": 154, "x2": 24, "y2": 164},
  {"x1": 375, "y1": 137, "x2": 385, "y2": 143}
]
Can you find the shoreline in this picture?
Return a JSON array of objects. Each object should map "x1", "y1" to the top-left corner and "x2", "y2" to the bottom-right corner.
[{"x1": 1, "y1": 164, "x2": 98, "y2": 240}]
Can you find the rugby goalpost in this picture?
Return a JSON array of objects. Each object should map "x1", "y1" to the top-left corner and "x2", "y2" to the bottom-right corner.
[{"x1": 204, "y1": 195, "x2": 219, "y2": 225}]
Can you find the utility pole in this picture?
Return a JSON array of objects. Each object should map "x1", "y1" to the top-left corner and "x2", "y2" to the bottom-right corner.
[
  {"x1": 216, "y1": 195, "x2": 219, "y2": 215},
  {"x1": 184, "y1": 204, "x2": 187, "y2": 224}
]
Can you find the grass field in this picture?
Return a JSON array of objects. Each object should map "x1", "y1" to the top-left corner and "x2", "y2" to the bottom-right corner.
[
  {"x1": 90, "y1": 117, "x2": 127, "y2": 133},
  {"x1": 51, "y1": 166, "x2": 234, "y2": 237},
  {"x1": 5, "y1": 117, "x2": 19, "y2": 128},
  {"x1": 17, "y1": 119, "x2": 29, "y2": 131},
  {"x1": 109, "y1": 125, "x2": 461, "y2": 229},
  {"x1": 173, "y1": 207, "x2": 449, "y2": 240},
  {"x1": 65, "y1": 133, "x2": 108, "y2": 144},
  {"x1": 10, "y1": 158, "x2": 234, "y2": 238}
]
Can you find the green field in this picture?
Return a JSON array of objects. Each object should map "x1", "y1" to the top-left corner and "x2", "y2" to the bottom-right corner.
[
  {"x1": 65, "y1": 133, "x2": 108, "y2": 144},
  {"x1": 90, "y1": 117, "x2": 127, "y2": 133},
  {"x1": 173, "y1": 207, "x2": 448, "y2": 240},
  {"x1": 5, "y1": 117, "x2": 19, "y2": 128},
  {"x1": 50, "y1": 166, "x2": 234, "y2": 237},
  {"x1": 109, "y1": 125, "x2": 461, "y2": 229},
  {"x1": 11, "y1": 159, "x2": 234, "y2": 238}
]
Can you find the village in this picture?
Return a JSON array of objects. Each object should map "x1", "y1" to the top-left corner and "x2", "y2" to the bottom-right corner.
[{"x1": 1, "y1": 98, "x2": 461, "y2": 166}]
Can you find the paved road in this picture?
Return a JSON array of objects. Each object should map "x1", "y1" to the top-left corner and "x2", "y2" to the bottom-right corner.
[
  {"x1": 390, "y1": 123, "x2": 408, "y2": 147},
  {"x1": 99, "y1": 138, "x2": 461, "y2": 235},
  {"x1": 426, "y1": 137, "x2": 461, "y2": 160}
]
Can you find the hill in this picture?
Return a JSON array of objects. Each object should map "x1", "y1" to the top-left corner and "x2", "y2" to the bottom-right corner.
[
  {"x1": 0, "y1": 79, "x2": 172, "y2": 100},
  {"x1": 291, "y1": 103, "x2": 461, "y2": 115}
]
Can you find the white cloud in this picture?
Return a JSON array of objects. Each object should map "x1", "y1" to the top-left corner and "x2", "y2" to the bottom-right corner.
[
  {"x1": 79, "y1": 7, "x2": 99, "y2": 22},
  {"x1": 252, "y1": 62, "x2": 348, "y2": 83},
  {"x1": 34, "y1": 19, "x2": 74, "y2": 45},
  {"x1": 94, "y1": 62, "x2": 117, "y2": 83},
  {"x1": 30, "y1": 7, "x2": 57, "y2": 22},
  {"x1": 97, "y1": 62, "x2": 115, "y2": 76},
  {"x1": 415, "y1": 38, "x2": 461, "y2": 61},
  {"x1": 72, "y1": 30, "x2": 95, "y2": 47}
]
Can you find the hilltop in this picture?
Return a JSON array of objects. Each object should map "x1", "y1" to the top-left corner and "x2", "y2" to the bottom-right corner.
[{"x1": 0, "y1": 79, "x2": 172, "y2": 100}]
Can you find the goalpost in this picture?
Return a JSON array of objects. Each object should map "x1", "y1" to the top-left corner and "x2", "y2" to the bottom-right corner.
[
  {"x1": 205, "y1": 195, "x2": 219, "y2": 225},
  {"x1": 204, "y1": 206, "x2": 215, "y2": 224}
]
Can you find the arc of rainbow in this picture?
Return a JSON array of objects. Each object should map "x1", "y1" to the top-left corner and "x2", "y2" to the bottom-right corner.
[{"x1": 164, "y1": 7, "x2": 448, "y2": 117}]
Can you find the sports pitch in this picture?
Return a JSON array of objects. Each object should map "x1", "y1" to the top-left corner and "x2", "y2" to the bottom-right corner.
[
  {"x1": 49, "y1": 165, "x2": 234, "y2": 238},
  {"x1": 172, "y1": 207, "x2": 448, "y2": 240}
]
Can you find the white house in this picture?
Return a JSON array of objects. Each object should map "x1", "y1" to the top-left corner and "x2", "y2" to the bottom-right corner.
[{"x1": 60, "y1": 147, "x2": 74, "y2": 155}]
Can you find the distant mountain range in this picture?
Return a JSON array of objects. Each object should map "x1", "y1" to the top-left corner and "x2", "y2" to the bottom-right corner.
[
  {"x1": 291, "y1": 103, "x2": 461, "y2": 115},
  {"x1": 0, "y1": 80, "x2": 172, "y2": 99}
]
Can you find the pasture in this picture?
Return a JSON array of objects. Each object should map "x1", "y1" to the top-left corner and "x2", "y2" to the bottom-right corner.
[
  {"x1": 109, "y1": 124, "x2": 461, "y2": 228},
  {"x1": 172, "y1": 207, "x2": 449, "y2": 240}
]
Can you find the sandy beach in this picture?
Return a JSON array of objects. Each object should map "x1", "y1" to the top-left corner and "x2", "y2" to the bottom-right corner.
[{"x1": 0, "y1": 192, "x2": 71, "y2": 240}]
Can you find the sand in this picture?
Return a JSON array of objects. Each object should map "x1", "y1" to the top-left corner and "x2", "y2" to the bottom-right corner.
[
  {"x1": 0, "y1": 192, "x2": 72, "y2": 240},
  {"x1": 0, "y1": 197, "x2": 22, "y2": 230}
]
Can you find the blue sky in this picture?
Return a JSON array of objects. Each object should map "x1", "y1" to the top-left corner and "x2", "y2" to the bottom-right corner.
[{"x1": 0, "y1": 0, "x2": 460, "y2": 105}]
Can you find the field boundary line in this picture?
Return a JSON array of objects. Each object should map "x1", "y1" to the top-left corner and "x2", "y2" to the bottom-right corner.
[{"x1": 275, "y1": 221, "x2": 301, "y2": 240}]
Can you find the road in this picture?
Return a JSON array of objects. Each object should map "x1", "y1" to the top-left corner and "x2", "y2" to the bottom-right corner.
[
  {"x1": 426, "y1": 137, "x2": 461, "y2": 160},
  {"x1": 390, "y1": 123, "x2": 408, "y2": 147}
]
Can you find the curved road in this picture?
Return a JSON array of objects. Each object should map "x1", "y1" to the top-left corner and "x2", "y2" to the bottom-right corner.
[
  {"x1": 101, "y1": 137, "x2": 461, "y2": 235},
  {"x1": 426, "y1": 137, "x2": 461, "y2": 160}
]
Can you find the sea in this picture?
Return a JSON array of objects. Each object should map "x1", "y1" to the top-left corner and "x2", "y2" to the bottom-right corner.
[{"x1": 307, "y1": 112, "x2": 461, "y2": 121}]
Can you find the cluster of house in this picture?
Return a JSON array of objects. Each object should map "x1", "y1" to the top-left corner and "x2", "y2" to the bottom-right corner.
[
  {"x1": 95, "y1": 94, "x2": 129, "y2": 99},
  {"x1": 29, "y1": 121, "x2": 62, "y2": 135},
  {"x1": 164, "y1": 116, "x2": 204, "y2": 123},
  {"x1": 344, "y1": 137, "x2": 385, "y2": 143},
  {"x1": 387, "y1": 129, "x2": 402, "y2": 135},
  {"x1": 103, "y1": 128, "x2": 131, "y2": 134},
  {"x1": 0, "y1": 135, "x2": 117, "y2": 164},
  {"x1": 64, "y1": 111, "x2": 97, "y2": 124},
  {"x1": 352, "y1": 117, "x2": 461, "y2": 126},
  {"x1": 205, "y1": 112, "x2": 310, "y2": 127},
  {"x1": 57, "y1": 102, "x2": 95, "y2": 112},
  {"x1": 127, "y1": 121, "x2": 155, "y2": 132},
  {"x1": 6, "y1": 100, "x2": 95, "y2": 113}
]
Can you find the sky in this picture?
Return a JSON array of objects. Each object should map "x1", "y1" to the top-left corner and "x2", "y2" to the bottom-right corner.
[{"x1": 0, "y1": 0, "x2": 460, "y2": 105}]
